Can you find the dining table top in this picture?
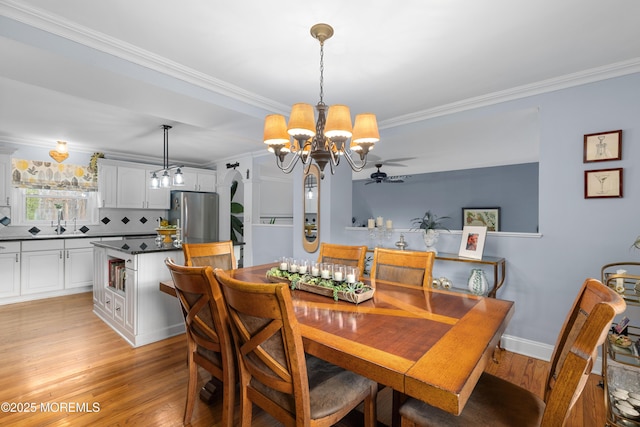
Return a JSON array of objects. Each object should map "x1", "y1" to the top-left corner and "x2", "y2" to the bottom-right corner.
[{"x1": 160, "y1": 262, "x2": 515, "y2": 417}]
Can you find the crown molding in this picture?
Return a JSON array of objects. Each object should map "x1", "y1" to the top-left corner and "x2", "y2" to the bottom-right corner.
[{"x1": 380, "y1": 58, "x2": 640, "y2": 129}]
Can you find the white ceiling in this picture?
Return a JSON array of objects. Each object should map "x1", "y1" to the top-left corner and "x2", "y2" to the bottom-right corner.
[{"x1": 1, "y1": 0, "x2": 639, "y2": 179}]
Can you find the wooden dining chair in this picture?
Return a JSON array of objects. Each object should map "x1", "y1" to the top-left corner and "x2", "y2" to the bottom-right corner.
[
  {"x1": 398, "y1": 278, "x2": 626, "y2": 427},
  {"x1": 183, "y1": 241, "x2": 236, "y2": 270},
  {"x1": 164, "y1": 258, "x2": 235, "y2": 427},
  {"x1": 317, "y1": 242, "x2": 368, "y2": 279},
  {"x1": 369, "y1": 247, "x2": 435, "y2": 287},
  {"x1": 212, "y1": 268, "x2": 378, "y2": 427}
]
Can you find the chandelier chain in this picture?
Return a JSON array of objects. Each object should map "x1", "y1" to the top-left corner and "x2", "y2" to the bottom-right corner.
[{"x1": 319, "y1": 42, "x2": 325, "y2": 105}]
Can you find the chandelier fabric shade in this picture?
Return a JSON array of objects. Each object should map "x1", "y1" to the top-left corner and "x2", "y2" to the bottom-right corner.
[{"x1": 263, "y1": 23, "x2": 379, "y2": 178}]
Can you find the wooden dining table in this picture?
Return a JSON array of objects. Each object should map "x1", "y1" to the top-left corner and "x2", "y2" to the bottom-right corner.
[{"x1": 160, "y1": 262, "x2": 514, "y2": 421}]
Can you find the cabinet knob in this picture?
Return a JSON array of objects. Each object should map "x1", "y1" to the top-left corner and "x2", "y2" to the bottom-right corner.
[{"x1": 115, "y1": 306, "x2": 121, "y2": 312}]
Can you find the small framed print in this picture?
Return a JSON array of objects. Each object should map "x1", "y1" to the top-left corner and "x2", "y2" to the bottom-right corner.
[
  {"x1": 462, "y1": 207, "x2": 500, "y2": 232},
  {"x1": 584, "y1": 130, "x2": 621, "y2": 163},
  {"x1": 584, "y1": 168, "x2": 623, "y2": 199},
  {"x1": 458, "y1": 225, "x2": 487, "y2": 260}
]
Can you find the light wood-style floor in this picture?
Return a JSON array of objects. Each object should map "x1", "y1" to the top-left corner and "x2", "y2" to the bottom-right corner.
[{"x1": 0, "y1": 292, "x2": 606, "y2": 426}]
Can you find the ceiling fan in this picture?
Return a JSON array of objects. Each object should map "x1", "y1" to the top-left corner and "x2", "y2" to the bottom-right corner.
[{"x1": 365, "y1": 164, "x2": 411, "y2": 185}]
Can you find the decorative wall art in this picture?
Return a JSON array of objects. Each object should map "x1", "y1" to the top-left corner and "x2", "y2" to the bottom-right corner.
[
  {"x1": 584, "y1": 168, "x2": 623, "y2": 199},
  {"x1": 462, "y1": 207, "x2": 500, "y2": 232},
  {"x1": 458, "y1": 225, "x2": 487, "y2": 260},
  {"x1": 584, "y1": 130, "x2": 622, "y2": 163}
]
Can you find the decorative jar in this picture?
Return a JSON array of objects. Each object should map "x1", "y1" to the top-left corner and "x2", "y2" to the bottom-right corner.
[
  {"x1": 468, "y1": 269, "x2": 488, "y2": 295},
  {"x1": 422, "y1": 229, "x2": 439, "y2": 254}
]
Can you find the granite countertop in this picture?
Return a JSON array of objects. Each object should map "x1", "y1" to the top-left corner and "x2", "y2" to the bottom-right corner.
[
  {"x1": 0, "y1": 232, "x2": 156, "y2": 242},
  {"x1": 91, "y1": 237, "x2": 226, "y2": 255}
]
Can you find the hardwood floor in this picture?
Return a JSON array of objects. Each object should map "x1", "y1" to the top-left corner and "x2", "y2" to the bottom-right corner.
[{"x1": 0, "y1": 292, "x2": 606, "y2": 426}]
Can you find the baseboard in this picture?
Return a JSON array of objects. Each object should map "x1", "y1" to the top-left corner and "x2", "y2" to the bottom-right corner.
[{"x1": 501, "y1": 334, "x2": 603, "y2": 375}]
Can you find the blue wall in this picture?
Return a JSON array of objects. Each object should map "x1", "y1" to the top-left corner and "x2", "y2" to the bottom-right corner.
[{"x1": 352, "y1": 162, "x2": 539, "y2": 232}]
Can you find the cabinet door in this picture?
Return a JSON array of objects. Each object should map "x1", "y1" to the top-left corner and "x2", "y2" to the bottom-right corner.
[
  {"x1": 145, "y1": 169, "x2": 170, "y2": 209},
  {"x1": 176, "y1": 169, "x2": 198, "y2": 191},
  {"x1": 21, "y1": 250, "x2": 64, "y2": 294},
  {"x1": 98, "y1": 162, "x2": 117, "y2": 208},
  {"x1": 116, "y1": 166, "x2": 146, "y2": 208},
  {"x1": 197, "y1": 172, "x2": 217, "y2": 192},
  {"x1": 0, "y1": 154, "x2": 9, "y2": 206},
  {"x1": 65, "y1": 247, "x2": 94, "y2": 289},
  {"x1": 124, "y1": 268, "x2": 136, "y2": 334},
  {"x1": 0, "y1": 252, "x2": 20, "y2": 298},
  {"x1": 93, "y1": 248, "x2": 106, "y2": 307}
]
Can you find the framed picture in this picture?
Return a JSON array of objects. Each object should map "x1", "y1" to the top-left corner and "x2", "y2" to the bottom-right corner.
[
  {"x1": 458, "y1": 225, "x2": 487, "y2": 260},
  {"x1": 584, "y1": 130, "x2": 622, "y2": 163},
  {"x1": 462, "y1": 207, "x2": 500, "y2": 232},
  {"x1": 584, "y1": 168, "x2": 623, "y2": 199}
]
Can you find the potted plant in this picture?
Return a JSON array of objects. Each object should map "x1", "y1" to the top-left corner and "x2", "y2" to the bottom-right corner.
[{"x1": 411, "y1": 211, "x2": 450, "y2": 253}]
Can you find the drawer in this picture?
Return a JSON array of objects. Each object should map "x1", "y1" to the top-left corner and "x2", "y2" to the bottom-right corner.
[
  {"x1": 21, "y1": 239, "x2": 64, "y2": 252},
  {"x1": 65, "y1": 237, "x2": 98, "y2": 249},
  {"x1": 0, "y1": 242, "x2": 21, "y2": 253}
]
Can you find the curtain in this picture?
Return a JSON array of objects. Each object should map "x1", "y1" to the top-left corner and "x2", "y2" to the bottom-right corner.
[{"x1": 11, "y1": 159, "x2": 98, "y2": 191}]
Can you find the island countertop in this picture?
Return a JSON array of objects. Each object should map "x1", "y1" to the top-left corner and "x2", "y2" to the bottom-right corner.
[{"x1": 90, "y1": 237, "x2": 234, "y2": 255}]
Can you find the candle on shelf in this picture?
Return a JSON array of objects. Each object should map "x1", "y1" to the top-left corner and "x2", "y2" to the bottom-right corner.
[
  {"x1": 376, "y1": 216, "x2": 383, "y2": 227},
  {"x1": 386, "y1": 219, "x2": 393, "y2": 229},
  {"x1": 368, "y1": 218, "x2": 375, "y2": 229}
]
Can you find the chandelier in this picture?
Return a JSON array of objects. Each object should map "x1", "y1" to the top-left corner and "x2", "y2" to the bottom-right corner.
[
  {"x1": 263, "y1": 23, "x2": 379, "y2": 178},
  {"x1": 150, "y1": 125, "x2": 184, "y2": 189}
]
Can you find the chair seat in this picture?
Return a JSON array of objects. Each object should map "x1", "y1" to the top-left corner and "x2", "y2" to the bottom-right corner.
[
  {"x1": 399, "y1": 372, "x2": 545, "y2": 426},
  {"x1": 252, "y1": 355, "x2": 376, "y2": 420}
]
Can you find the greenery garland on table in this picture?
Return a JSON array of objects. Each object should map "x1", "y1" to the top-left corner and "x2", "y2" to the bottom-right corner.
[{"x1": 266, "y1": 267, "x2": 373, "y2": 302}]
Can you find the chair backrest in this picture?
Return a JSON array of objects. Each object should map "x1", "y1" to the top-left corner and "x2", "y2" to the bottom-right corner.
[
  {"x1": 369, "y1": 247, "x2": 435, "y2": 287},
  {"x1": 540, "y1": 278, "x2": 625, "y2": 427},
  {"x1": 212, "y1": 268, "x2": 313, "y2": 423},
  {"x1": 164, "y1": 258, "x2": 235, "y2": 378},
  {"x1": 183, "y1": 241, "x2": 236, "y2": 270},
  {"x1": 317, "y1": 243, "x2": 367, "y2": 279}
]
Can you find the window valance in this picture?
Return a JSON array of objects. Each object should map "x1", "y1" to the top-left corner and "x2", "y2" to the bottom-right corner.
[{"x1": 11, "y1": 159, "x2": 98, "y2": 191}]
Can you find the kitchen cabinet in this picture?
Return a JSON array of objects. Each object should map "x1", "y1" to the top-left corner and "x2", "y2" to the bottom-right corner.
[
  {"x1": 64, "y1": 238, "x2": 94, "y2": 289},
  {"x1": 92, "y1": 240, "x2": 185, "y2": 347},
  {"x1": 98, "y1": 160, "x2": 117, "y2": 208},
  {"x1": 0, "y1": 242, "x2": 20, "y2": 298},
  {"x1": 177, "y1": 168, "x2": 217, "y2": 192},
  {"x1": 21, "y1": 240, "x2": 65, "y2": 295},
  {"x1": 0, "y1": 153, "x2": 10, "y2": 206}
]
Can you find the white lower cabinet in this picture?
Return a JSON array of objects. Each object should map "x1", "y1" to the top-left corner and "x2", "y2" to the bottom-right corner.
[
  {"x1": 64, "y1": 238, "x2": 95, "y2": 289},
  {"x1": 92, "y1": 245, "x2": 184, "y2": 347},
  {"x1": 0, "y1": 242, "x2": 20, "y2": 298},
  {"x1": 21, "y1": 240, "x2": 65, "y2": 295}
]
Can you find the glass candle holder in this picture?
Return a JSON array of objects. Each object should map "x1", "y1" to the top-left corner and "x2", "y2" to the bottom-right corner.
[
  {"x1": 333, "y1": 265, "x2": 345, "y2": 282},
  {"x1": 320, "y1": 263, "x2": 333, "y2": 279},
  {"x1": 310, "y1": 261, "x2": 320, "y2": 277},
  {"x1": 298, "y1": 260, "x2": 309, "y2": 275},
  {"x1": 279, "y1": 256, "x2": 288, "y2": 271},
  {"x1": 346, "y1": 266, "x2": 358, "y2": 283},
  {"x1": 288, "y1": 258, "x2": 299, "y2": 273}
]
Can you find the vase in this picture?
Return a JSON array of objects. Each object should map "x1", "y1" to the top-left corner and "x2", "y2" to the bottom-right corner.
[
  {"x1": 422, "y1": 229, "x2": 439, "y2": 254},
  {"x1": 468, "y1": 269, "x2": 488, "y2": 295}
]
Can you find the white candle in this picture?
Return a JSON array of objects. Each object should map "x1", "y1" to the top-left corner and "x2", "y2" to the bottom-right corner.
[
  {"x1": 386, "y1": 219, "x2": 393, "y2": 229},
  {"x1": 376, "y1": 216, "x2": 383, "y2": 227},
  {"x1": 289, "y1": 262, "x2": 298, "y2": 273},
  {"x1": 334, "y1": 271, "x2": 343, "y2": 281},
  {"x1": 368, "y1": 218, "x2": 375, "y2": 229},
  {"x1": 346, "y1": 273, "x2": 356, "y2": 283},
  {"x1": 298, "y1": 265, "x2": 308, "y2": 274},
  {"x1": 311, "y1": 266, "x2": 320, "y2": 276},
  {"x1": 280, "y1": 262, "x2": 288, "y2": 270},
  {"x1": 321, "y1": 269, "x2": 331, "y2": 279}
]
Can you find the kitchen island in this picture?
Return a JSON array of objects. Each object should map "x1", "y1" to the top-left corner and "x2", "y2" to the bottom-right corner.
[{"x1": 91, "y1": 238, "x2": 186, "y2": 347}]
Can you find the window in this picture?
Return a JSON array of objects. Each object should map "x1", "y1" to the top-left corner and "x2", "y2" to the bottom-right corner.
[{"x1": 11, "y1": 158, "x2": 99, "y2": 226}]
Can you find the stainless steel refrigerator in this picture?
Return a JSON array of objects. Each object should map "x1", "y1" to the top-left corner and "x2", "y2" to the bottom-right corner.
[{"x1": 168, "y1": 191, "x2": 219, "y2": 242}]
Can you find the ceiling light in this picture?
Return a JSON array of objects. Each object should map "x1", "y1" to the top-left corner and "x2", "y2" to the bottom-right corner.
[
  {"x1": 49, "y1": 140, "x2": 69, "y2": 163},
  {"x1": 149, "y1": 125, "x2": 184, "y2": 189},
  {"x1": 263, "y1": 23, "x2": 379, "y2": 178}
]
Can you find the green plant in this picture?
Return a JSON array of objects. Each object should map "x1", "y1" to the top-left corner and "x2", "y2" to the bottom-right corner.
[
  {"x1": 411, "y1": 210, "x2": 450, "y2": 231},
  {"x1": 230, "y1": 180, "x2": 244, "y2": 243},
  {"x1": 633, "y1": 236, "x2": 640, "y2": 250}
]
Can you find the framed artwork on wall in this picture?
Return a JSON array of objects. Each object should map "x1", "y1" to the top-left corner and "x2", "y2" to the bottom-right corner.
[
  {"x1": 462, "y1": 207, "x2": 500, "y2": 232},
  {"x1": 584, "y1": 168, "x2": 623, "y2": 199},
  {"x1": 584, "y1": 130, "x2": 622, "y2": 163},
  {"x1": 458, "y1": 226, "x2": 487, "y2": 260}
]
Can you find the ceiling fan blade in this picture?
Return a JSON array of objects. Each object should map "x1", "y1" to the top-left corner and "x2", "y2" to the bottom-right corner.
[{"x1": 362, "y1": 156, "x2": 416, "y2": 169}]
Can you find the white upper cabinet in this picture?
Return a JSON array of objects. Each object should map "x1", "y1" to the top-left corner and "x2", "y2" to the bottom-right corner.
[
  {"x1": 175, "y1": 168, "x2": 216, "y2": 192},
  {"x1": 0, "y1": 154, "x2": 10, "y2": 206}
]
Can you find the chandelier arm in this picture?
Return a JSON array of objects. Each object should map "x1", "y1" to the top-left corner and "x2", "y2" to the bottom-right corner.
[
  {"x1": 341, "y1": 149, "x2": 368, "y2": 172},
  {"x1": 274, "y1": 151, "x2": 303, "y2": 174}
]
